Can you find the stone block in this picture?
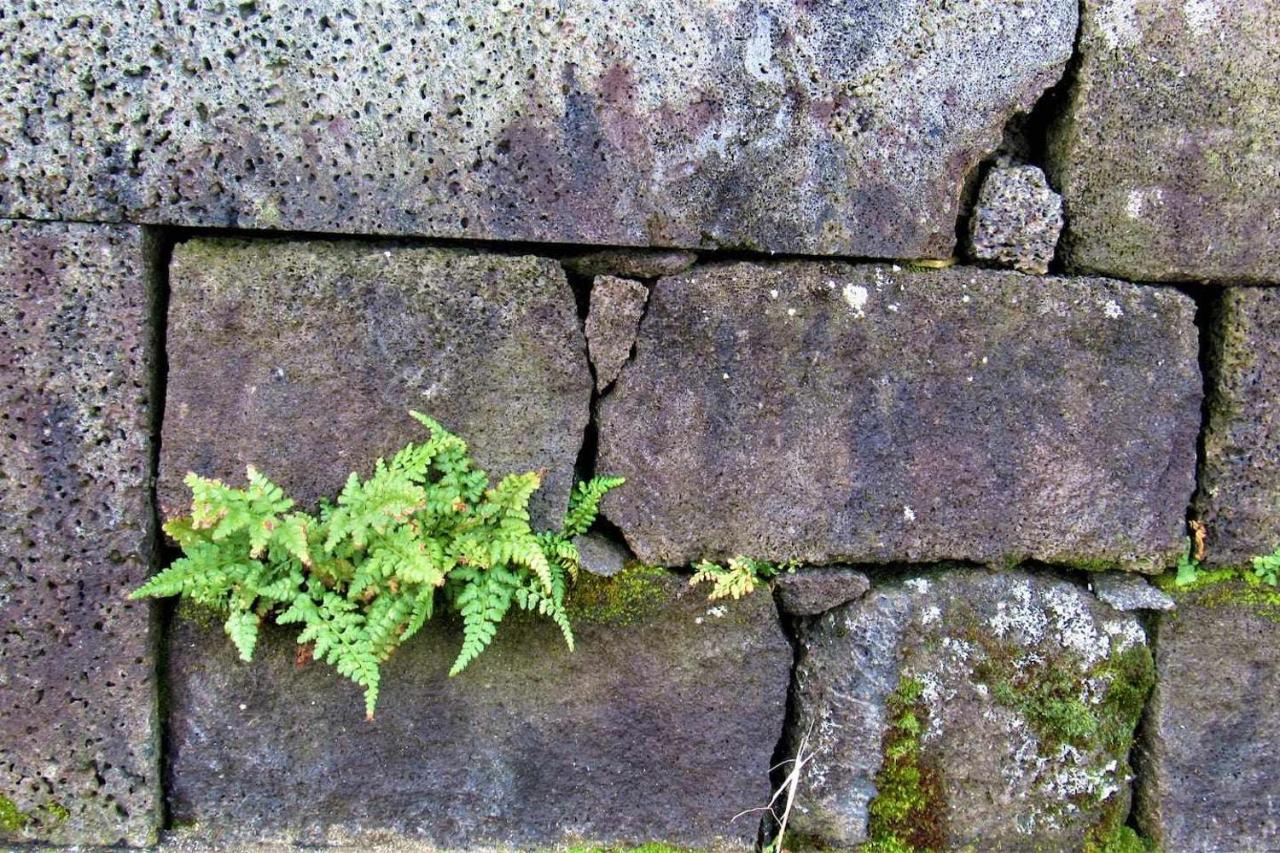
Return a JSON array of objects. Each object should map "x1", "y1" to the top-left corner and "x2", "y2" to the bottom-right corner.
[
  {"x1": 789, "y1": 569, "x2": 1152, "y2": 849},
  {"x1": 1135, "y1": 579, "x2": 1280, "y2": 849},
  {"x1": 1048, "y1": 0, "x2": 1280, "y2": 282},
  {"x1": 164, "y1": 568, "x2": 791, "y2": 848},
  {"x1": 158, "y1": 239, "x2": 591, "y2": 530},
  {"x1": 2, "y1": 0, "x2": 1074, "y2": 258},
  {"x1": 598, "y1": 262, "x2": 1201, "y2": 571},
  {"x1": 0, "y1": 221, "x2": 160, "y2": 846},
  {"x1": 966, "y1": 163, "x2": 1063, "y2": 275},
  {"x1": 1196, "y1": 289, "x2": 1280, "y2": 568},
  {"x1": 586, "y1": 275, "x2": 649, "y2": 392}
]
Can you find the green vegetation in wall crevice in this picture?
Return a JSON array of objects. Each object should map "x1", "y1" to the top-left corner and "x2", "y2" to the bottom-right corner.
[
  {"x1": 1162, "y1": 539, "x2": 1280, "y2": 622},
  {"x1": 131, "y1": 412, "x2": 624, "y2": 717}
]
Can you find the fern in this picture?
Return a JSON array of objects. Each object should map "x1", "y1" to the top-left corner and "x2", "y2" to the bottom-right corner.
[
  {"x1": 690, "y1": 556, "x2": 786, "y2": 601},
  {"x1": 131, "y1": 412, "x2": 625, "y2": 718}
]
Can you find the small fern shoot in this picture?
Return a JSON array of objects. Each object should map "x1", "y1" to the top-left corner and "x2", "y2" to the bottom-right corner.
[
  {"x1": 690, "y1": 557, "x2": 784, "y2": 601},
  {"x1": 131, "y1": 412, "x2": 624, "y2": 718}
]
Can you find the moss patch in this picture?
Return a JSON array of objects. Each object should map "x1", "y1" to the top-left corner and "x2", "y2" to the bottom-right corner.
[
  {"x1": 567, "y1": 564, "x2": 671, "y2": 626},
  {"x1": 1157, "y1": 569, "x2": 1280, "y2": 623},
  {"x1": 864, "y1": 675, "x2": 948, "y2": 852},
  {"x1": 563, "y1": 844, "x2": 694, "y2": 853},
  {"x1": 0, "y1": 796, "x2": 28, "y2": 834}
]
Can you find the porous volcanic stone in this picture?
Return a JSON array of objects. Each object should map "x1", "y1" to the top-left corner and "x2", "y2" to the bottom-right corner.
[
  {"x1": 158, "y1": 239, "x2": 590, "y2": 530},
  {"x1": 1091, "y1": 573, "x2": 1174, "y2": 612},
  {"x1": 967, "y1": 163, "x2": 1063, "y2": 275},
  {"x1": 1048, "y1": 0, "x2": 1280, "y2": 282},
  {"x1": 564, "y1": 249, "x2": 698, "y2": 280},
  {"x1": 0, "y1": 221, "x2": 160, "y2": 846},
  {"x1": 775, "y1": 566, "x2": 870, "y2": 617},
  {"x1": 788, "y1": 569, "x2": 1153, "y2": 849},
  {"x1": 572, "y1": 532, "x2": 631, "y2": 578},
  {"x1": 597, "y1": 262, "x2": 1201, "y2": 571},
  {"x1": 586, "y1": 275, "x2": 649, "y2": 391},
  {"x1": 1196, "y1": 289, "x2": 1280, "y2": 568},
  {"x1": 2, "y1": 1, "x2": 1074, "y2": 258},
  {"x1": 1135, "y1": 580, "x2": 1280, "y2": 849},
  {"x1": 164, "y1": 567, "x2": 790, "y2": 848}
]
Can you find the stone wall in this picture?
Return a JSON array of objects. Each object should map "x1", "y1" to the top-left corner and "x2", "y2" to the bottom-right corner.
[{"x1": 1, "y1": 0, "x2": 1277, "y2": 849}]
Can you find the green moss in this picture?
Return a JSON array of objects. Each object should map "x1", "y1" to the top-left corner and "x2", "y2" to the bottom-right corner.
[
  {"x1": 1085, "y1": 824, "x2": 1153, "y2": 853},
  {"x1": 0, "y1": 796, "x2": 28, "y2": 834},
  {"x1": 39, "y1": 801, "x2": 69, "y2": 824},
  {"x1": 563, "y1": 840, "x2": 696, "y2": 845},
  {"x1": 567, "y1": 564, "x2": 671, "y2": 626},
  {"x1": 1157, "y1": 569, "x2": 1280, "y2": 623},
  {"x1": 864, "y1": 676, "x2": 948, "y2": 852}
]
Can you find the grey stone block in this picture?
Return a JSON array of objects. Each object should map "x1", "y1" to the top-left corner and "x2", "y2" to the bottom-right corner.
[
  {"x1": 1196, "y1": 289, "x2": 1280, "y2": 568},
  {"x1": 1048, "y1": 0, "x2": 1280, "y2": 283},
  {"x1": 2, "y1": 0, "x2": 1074, "y2": 258},
  {"x1": 1135, "y1": 580, "x2": 1280, "y2": 849},
  {"x1": 158, "y1": 239, "x2": 591, "y2": 531},
  {"x1": 0, "y1": 221, "x2": 160, "y2": 846},
  {"x1": 586, "y1": 275, "x2": 649, "y2": 392},
  {"x1": 967, "y1": 163, "x2": 1063, "y2": 275},
  {"x1": 164, "y1": 568, "x2": 791, "y2": 848},
  {"x1": 790, "y1": 568, "x2": 1152, "y2": 848},
  {"x1": 598, "y1": 262, "x2": 1201, "y2": 571}
]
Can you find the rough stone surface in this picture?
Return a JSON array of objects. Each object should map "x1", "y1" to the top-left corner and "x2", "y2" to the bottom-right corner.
[
  {"x1": 1196, "y1": 289, "x2": 1280, "y2": 568},
  {"x1": 158, "y1": 239, "x2": 590, "y2": 530},
  {"x1": 1091, "y1": 573, "x2": 1175, "y2": 612},
  {"x1": 775, "y1": 566, "x2": 870, "y2": 617},
  {"x1": 789, "y1": 569, "x2": 1152, "y2": 849},
  {"x1": 1048, "y1": 0, "x2": 1280, "y2": 283},
  {"x1": 2, "y1": 1, "x2": 1074, "y2": 258},
  {"x1": 586, "y1": 275, "x2": 649, "y2": 391},
  {"x1": 165, "y1": 567, "x2": 790, "y2": 848},
  {"x1": 598, "y1": 262, "x2": 1201, "y2": 571},
  {"x1": 967, "y1": 163, "x2": 1063, "y2": 275},
  {"x1": 0, "y1": 221, "x2": 159, "y2": 846},
  {"x1": 564, "y1": 249, "x2": 698, "y2": 280},
  {"x1": 1135, "y1": 580, "x2": 1280, "y2": 849},
  {"x1": 572, "y1": 532, "x2": 631, "y2": 578}
]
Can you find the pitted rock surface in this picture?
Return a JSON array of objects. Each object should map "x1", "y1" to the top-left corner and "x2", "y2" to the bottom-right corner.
[
  {"x1": 3, "y1": 0, "x2": 1074, "y2": 258},
  {"x1": 775, "y1": 566, "x2": 871, "y2": 617},
  {"x1": 789, "y1": 569, "x2": 1153, "y2": 848},
  {"x1": 1048, "y1": 0, "x2": 1280, "y2": 282},
  {"x1": 164, "y1": 568, "x2": 790, "y2": 848},
  {"x1": 564, "y1": 249, "x2": 698, "y2": 280},
  {"x1": 1135, "y1": 580, "x2": 1280, "y2": 849},
  {"x1": 158, "y1": 239, "x2": 590, "y2": 530},
  {"x1": 1091, "y1": 573, "x2": 1175, "y2": 612},
  {"x1": 586, "y1": 275, "x2": 649, "y2": 392},
  {"x1": 1196, "y1": 289, "x2": 1280, "y2": 568},
  {"x1": 0, "y1": 222, "x2": 159, "y2": 846},
  {"x1": 598, "y1": 262, "x2": 1201, "y2": 570},
  {"x1": 967, "y1": 163, "x2": 1063, "y2": 275}
]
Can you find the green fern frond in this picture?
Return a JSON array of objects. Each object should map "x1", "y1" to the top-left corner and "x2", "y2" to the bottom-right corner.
[
  {"x1": 133, "y1": 412, "x2": 626, "y2": 715},
  {"x1": 224, "y1": 609, "x2": 261, "y2": 662},
  {"x1": 691, "y1": 557, "x2": 780, "y2": 601},
  {"x1": 562, "y1": 475, "x2": 626, "y2": 538}
]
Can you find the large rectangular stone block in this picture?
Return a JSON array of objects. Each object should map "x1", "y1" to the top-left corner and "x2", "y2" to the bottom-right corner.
[
  {"x1": 598, "y1": 262, "x2": 1201, "y2": 571},
  {"x1": 1048, "y1": 0, "x2": 1280, "y2": 283},
  {"x1": 1135, "y1": 580, "x2": 1280, "y2": 849},
  {"x1": 0, "y1": 221, "x2": 160, "y2": 845},
  {"x1": 1196, "y1": 289, "x2": 1280, "y2": 568},
  {"x1": 164, "y1": 568, "x2": 791, "y2": 848},
  {"x1": 789, "y1": 569, "x2": 1152, "y2": 849},
  {"x1": 158, "y1": 239, "x2": 591, "y2": 530},
  {"x1": 1, "y1": 0, "x2": 1074, "y2": 258}
]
